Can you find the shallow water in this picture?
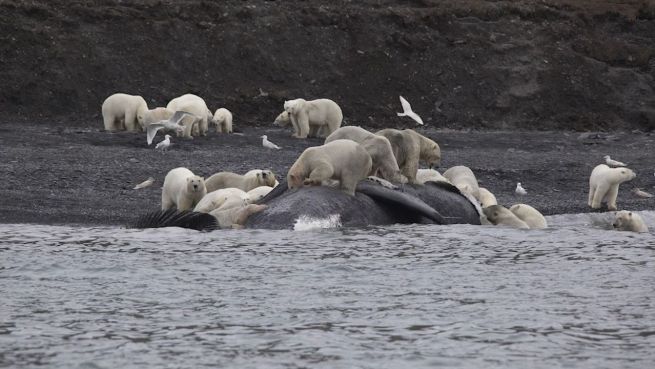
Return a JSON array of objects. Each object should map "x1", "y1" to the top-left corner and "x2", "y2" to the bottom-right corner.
[{"x1": 1, "y1": 212, "x2": 654, "y2": 369}]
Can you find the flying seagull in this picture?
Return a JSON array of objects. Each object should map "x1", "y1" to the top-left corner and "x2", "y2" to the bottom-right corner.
[
  {"x1": 133, "y1": 177, "x2": 154, "y2": 190},
  {"x1": 604, "y1": 155, "x2": 626, "y2": 167},
  {"x1": 397, "y1": 96, "x2": 424, "y2": 125},
  {"x1": 261, "y1": 135, "x2": 281, "y2": 150},
  {"x1": 515, "y1": 182, "x2": 527, "y2": 196},
  {"x1": 146, "y1": 110, "x2": 195, "y2": 145}
]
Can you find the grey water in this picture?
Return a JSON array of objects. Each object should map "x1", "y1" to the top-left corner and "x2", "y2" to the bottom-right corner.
[{"x1": 1, "y1": 212, "x2": 654, "y2": 369}]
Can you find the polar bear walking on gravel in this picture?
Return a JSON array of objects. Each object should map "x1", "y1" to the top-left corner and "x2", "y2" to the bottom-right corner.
[
  {"x1": 166, "y1": 94, "x2": 210, "y2": 138},
  {"x1": 284, "y1": 98, "x2": 343, "y2": 139},
  {"x1": 101, "y1": 93, "x2": 148, "y2": 132},
  {"x1": 588, "y1": 164, "x2": 636, "y2": 211},
  {"x1": 161, "y1": 167, "x2": 207, "y2": 211},
  {"x1": 213, "y1": 108, "x2": 233, "y2": 133}
]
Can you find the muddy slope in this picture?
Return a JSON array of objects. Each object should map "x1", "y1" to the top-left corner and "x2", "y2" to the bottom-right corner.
[{"x1": 1, "y1": 0, "x2": 654, "y2": 131}]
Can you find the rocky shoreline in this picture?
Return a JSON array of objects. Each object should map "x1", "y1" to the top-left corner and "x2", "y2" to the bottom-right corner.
[{"x1": 1, "y1": 120, "x2": 653, "y2": 227}]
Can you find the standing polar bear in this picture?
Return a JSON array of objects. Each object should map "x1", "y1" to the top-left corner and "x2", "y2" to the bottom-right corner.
[
  {"x1": 166, "y1": 94, "x2": 210, "y2": 138},
  {"x1": 283, "y1": 98, "x2": 343, "y2": 139},
  {"x1": 588, "y1": 164, "x2": 636, "y2": 210},
  {"x1": 213, "y1": 108, "x2": 233, "y2": 133},
  {"x1": 101, "y1": 93, "x2": 148, "y2": 132},
  {"x1": 161, "y1": 167, "x2": 207, "y2": 211},
  {"x1": 375, "y1": 129, "x2": 441, "y2": 184},
  {"x1": 325, "y1": 126, "x2": 407, "y2": 183},
  {"x1": 287, "y1": 139, "x2": 372, "y2": 195}
]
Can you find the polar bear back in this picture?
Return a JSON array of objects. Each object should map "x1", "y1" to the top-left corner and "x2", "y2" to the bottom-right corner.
[
  {"x1": 101, "y1": 93, "x2": 148, "y2": 131},
  {"x1": 325, "y1": 126, "x2": 373, "y2": 144},
  {"x1": 205, "y1": 170, "x2": 274, "y2": 192},
  {"x1": 509, "y1": 203, "x2": 547, "y2": 229},
  {"x1": 416, "y1": 169, "x2": 451, "y2": 185},
  {"x1": 443, "y1": 166, "x2": 480, "y2": 198},
  {"x1": 194, "y1": 188, "x2": 248, "y2": 213}
]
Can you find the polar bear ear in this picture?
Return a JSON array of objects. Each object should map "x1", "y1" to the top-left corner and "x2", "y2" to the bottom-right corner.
[{"x1": 628, "y1": 212, "x2": 633, "y2": 217}]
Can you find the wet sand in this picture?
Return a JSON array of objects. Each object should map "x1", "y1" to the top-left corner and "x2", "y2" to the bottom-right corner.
[{"x1": 1, "y1": 120, "x2": 654, "y2": 226}]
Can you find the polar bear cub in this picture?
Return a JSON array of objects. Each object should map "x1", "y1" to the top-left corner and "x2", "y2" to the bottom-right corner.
[
  {"x1": 166, "y1": 94, "x2": 210, "y2": 137},
  {"x1": 213, "y1": 108, "x2": 233, "y2": 133},
  {"x1": 588, "y1": 164, "x2": 636, "y2": 210},
  {"x1": 284, "y1": 98, "x2": 343, "y2": 139},
  {"x1": 161, "y1": 167, "x2": 207, "y2": 210},
  {"x1": 205, "y1": 169, "x2": 277, "y2": 193},
  {"x1": 443, "y1": 165, "x2": 480, "y2": 199},
  {"x1": 613, "y1": 210, "x2": 649, "y2": 233},
  {"x1": 101, "y1": 93, "x2": 149, "y2": 132},
  {"x1": 193, "y1": 188, "x2": 249, "y2": 213},
  {"x1": 287, "y1": 139, "x2": 372, "y2": 195},
  {"x1": 325, "y1": 126, "x2": 407, "y2": 183},
  {"x1": 477, "y1": 187, "x2": 498, "y2": 208},
  {"x1": 509, "y1": 203, "x2": 547, "y2": 229}
]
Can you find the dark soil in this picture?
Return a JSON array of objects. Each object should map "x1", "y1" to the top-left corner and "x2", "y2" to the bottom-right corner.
[
  {"x1": 1, "y1": 0, "x2": 654, "y2": 131},
  {"x1": 1, "y1": 121, "x2": 653, "y2": 226}
]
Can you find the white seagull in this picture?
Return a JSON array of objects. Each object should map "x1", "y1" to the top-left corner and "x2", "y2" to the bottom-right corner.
[
  {"x1": 632, "y1": 188, "x2": 653, "y2": 198},
  {"x1": 261, "y1": 135, "x2": 281, "y2": 150},
  {"x1": 146, "y1": 110, "x2": 195, "y2": 145},
  {"x1": 133, "y1": 177, "x2": 155, "y2": 190},
  {"x1": 397, "y1": 96, "x2": 424, "y2": 125},
  {"x1": 155, "y1": 135, "x2": 172, "y2": 151},
  {"x1": 604, "y1": 155, "x2": 626, "y2": 167},
  {"x1": 515, "y1": 182, "x2": 527, "y2": 196}
]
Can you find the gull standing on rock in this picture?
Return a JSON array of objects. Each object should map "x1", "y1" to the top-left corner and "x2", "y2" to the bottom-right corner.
[
  {"x1": 133, "y1": 177, "x2": 155, "y2": 190},
  {"x1": 604, "y1": 155, "x2": 626, "y2": 167},
  {"x1": 515, "y1": 182, "x2": 527, "y2": 196},
  {"x1": 146, "y1": 110, "x2": 194, "y2": 145},
  {"x1": 261, "y1": 135, "x2": 281, "y2": 150},
  {"x1": 397, "y1": 96, "x2": 424, "y2": 125},
  {"x1": 632, "y1": 188, "x2": 654, "y2": 198},
  {"x1": 156, "y1": 135, "x2": 172, "y2": 151}
]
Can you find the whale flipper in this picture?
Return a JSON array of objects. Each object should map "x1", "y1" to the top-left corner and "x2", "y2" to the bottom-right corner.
[{"x1": 132, "y1": 209, "x2": 218, "y2": 231}]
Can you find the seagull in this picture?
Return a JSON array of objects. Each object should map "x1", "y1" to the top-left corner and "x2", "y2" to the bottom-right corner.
[
  {"x1": 261, "y1": 135, "x2": 281, "y2": 150},
  {"x1": 515, "y1": 182, "x2": 527, "y2": 196},
  {"x1": 397, "y1": 96, "x2": 424, "y2": 125},
  {"x1": 133, "y1": 177, "x2": 154, "y2": 190},
  {"x1": 604, "y1": 155, "x2": 626, "y2": 167},
  {"x1": 146, "y1": 110, "x2": 195, "y2": 145},
  {"x1": 632, "y1": 188, "x2": 653, "y2": 198},
  {"x1": 155, "y1": 135, "x2": 172, "y2": 151}
]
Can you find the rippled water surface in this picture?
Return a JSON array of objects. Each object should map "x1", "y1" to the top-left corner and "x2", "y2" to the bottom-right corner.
[{"x1": 2, "y1": 212, "x2": 655, "y2": 369}]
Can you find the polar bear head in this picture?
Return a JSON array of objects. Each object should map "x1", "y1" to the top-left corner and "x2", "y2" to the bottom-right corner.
[
  {"x1": 186, "y1": 175, "x2": 206, "y2": 194},
  {"x1": 258, "y1": 170, "x2": 277, "y2": 187},
  {"x1": 613, "y1": 168, "x2": 636, "y2": 182},
  {"x1": 284, "y1": 98, "x2": 305, "y2": 114},
  {"x1": 422, "y1": 141, "x2": 442, "y2": 169},
  {"x1": 274, "y1": 111, "x2": 291, "y2": 127}
]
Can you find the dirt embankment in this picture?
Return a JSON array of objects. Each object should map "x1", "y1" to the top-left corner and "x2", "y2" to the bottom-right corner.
[{"x1": 1, "y1": 0, "x2": 654, "y2": 131}]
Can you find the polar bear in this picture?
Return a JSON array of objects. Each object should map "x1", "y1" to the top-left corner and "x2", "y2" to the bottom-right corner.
[
  {"x1": 193, "y1": 188, "x2": 249, "y2": 213},
  {"x1": 101, "y1": 93, "x2": 148, "y2": 132},
  {"x1": 210, "y1": 203, "x2": 268, "y2": 229},
  {"x1": 205, "y1": 169, "x2": 277, "y2": 193},
  {"x1": 274, "y1": 109, "x2": 328, "y2": 138},
  {"x1": 509, "y1": 203, "x2": 547, "y2": 229},
  {"x1": 482, "y1": 205, "x2": 530, "y2": 229},
  {"x1": 416, "y1": 169, "x2": 451, "y2": 185},
  {"x1": 213, "y1": 108, "x2": 233, "y2": 133},
  {"x1": 443, "y1": 166, "x2": 480, "y2": 199},
  {"x1": 287, "y1": 139, "x2": 372, "y2": 195},
  {"x1": 166, "y1": 94, "x2": 209, "y2": 137},
  {"x1": 325, "y1": 126, "x2": 407, "y2": 183},
  {"x1": 161, "y1": 167, "x2": 207, "y2": 210},
  {"x1": 375, "y1": 129, "x2": 441, "y2": 184},
  {"x1": 588, "y1": 164, "x2": 636, "y2": 210},
  {"x1": 284, "y1": 98, "x2": 343, "y2": 139},
  {"x1": 477, "y1": 187, "x2": 498, "y2": 208},
  {"x1": 613, "y1": 210, "x2": 649, "y2": 233},
  {"x1": 246, "y1": 186, "x2": 274, "y2": 203}
]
